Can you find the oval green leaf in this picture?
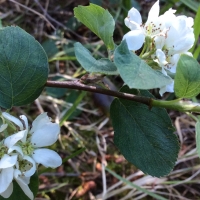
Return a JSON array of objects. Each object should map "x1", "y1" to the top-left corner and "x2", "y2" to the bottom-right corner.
[
  {"x1": 74, "y1": 4, "x2": 115, "y2": 50},
  {"x1": 174, "y1": 54, "x2": 200, "y2": 98},
  {"x1": 74, "y1": 42, "x2": 118, "y2": 75},
  {"x1": 0, "y1": 26, "x2": 49, "y2": 109},
  {"x1": 114, "y1": 40, "x2": 173, "y2": 89},
  {"x1": 110, "y1": 86, "x2": 179, "y2": 177}
]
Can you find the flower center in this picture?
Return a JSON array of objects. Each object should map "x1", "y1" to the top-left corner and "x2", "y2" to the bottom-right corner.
[
  {"x1": 18, "y1": 157, "x2": 33, "y2": 174},
  {"x1": 20, "y1": 141, "x2": 34, "y2": 156},
  {"x1": 0, "y1": 145, "x2": 8, "y2": 158}
]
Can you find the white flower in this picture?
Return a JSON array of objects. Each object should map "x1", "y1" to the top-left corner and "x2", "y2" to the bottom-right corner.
[
  {"x1": 0, "y1": 169, "x2": 34, "y2": 200},
  {"x1": 123, "y1": 0, "x2": 161, "y2": 50},
  {"x1": 154, "y1": 14, "x2": 194, "y2": 73},
  {"x1": 0, "y1": 129, "x2": 26, "y2": 197},
  {"x1": 2, "y1": 112, "x2": 24, "y2": 131},
  {"x1": 0, "y1": 154, "x2": 17, "y2": 196},
  {"x1": 9, "y1": 113, "x2": 62, "y2": 170}
]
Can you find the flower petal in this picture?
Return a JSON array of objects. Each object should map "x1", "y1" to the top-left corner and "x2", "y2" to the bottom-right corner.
[
  {"x1": 23, "y1": 156, "x2": 36, "y2": 177},
  {"x1": 0, "y1": 182, "x2": 13, "y2": 198},
  {"x1": 31, "y1": 123, "x2": 60, "y2": 147},
  {"x1": 32, "y1": 149, "x2": 62, "y2": 168},
  {"x1": 0, "y1": 124, "x2": 8, "y2": 132},
  {"x1": 14, "y1": 169, "x2": 33, "y2": 200},
  {"x1": 125, "y1": 7, "x2": 142, "y2": 27},
  {"x1": 4, "y1": 130, "x2": 26, "y2": 148},
  {"x1": 125, "y1": 18, "x2": 141, "y2": 30},
  {"x1": 8, "y1": 146, "x2": 23, "y2": 156},
  {"x1": 156, "y1": 49, "x2": 167, "y2": 66},
  {"x1": 159, "y1": 81, "x2": 174, "y2": 96},
  {"x1": 2, "y1": 112, "x2": 23, "y2": 131},
  {"x1": 146, "y1": 0, "x2": 160, "y2": 24},
  {"x1": 30, "y1": 113, "x2": 51, "y2": 134},
  {"x1": 123, "y1": 30, "x2": 145, "y2": 51},
  {"x1": 0, "y1": 167, "x2": 14, "y2": 193},
  {"x1": 0, "y1": 154, "x2": 17, "y2": 168},
  {"x1": 20, "y1": 115, "x2": 28, "y2": 130}
]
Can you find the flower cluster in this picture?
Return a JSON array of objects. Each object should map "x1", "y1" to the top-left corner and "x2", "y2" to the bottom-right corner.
[
  {"x1": 123, "y1": 0, "x2": 194, "y2": 95},
  {"x1": 0, "y1": 112, "x2": 62, "y2": 199}
]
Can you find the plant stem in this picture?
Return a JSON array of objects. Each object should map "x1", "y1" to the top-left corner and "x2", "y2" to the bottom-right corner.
[
  {"x1": 45, "y1": 80, "x2": 151, "y2": 106},
  {"x1": 45, "y1": 80, "x2": 200, "y2": 113}
]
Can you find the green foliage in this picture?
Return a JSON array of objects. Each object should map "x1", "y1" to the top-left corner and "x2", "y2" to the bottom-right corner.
[
  {"x1": 191, "y1": 6, "x2": 200, "y2": 57},
  {"x1": 0, "y1": 172, "x2": 38, "y2": 200},
  {"x1": 174, "y1": 54, "x2": 200, "y2": 98},
  {"x1": 114, "y1": 40, "x2": 173, "y2": 90},
  {"x1": 74, "y1": 42, "x2": 118, "y2": 75},
  {"x1": 74, "y1": 4, "x2": 115, "y2": 50},
  {"x1": 65, "y1": 90, "x2": 82, "y2": 120},
  {"x1": 110, "y1": 86, "x2": 179, "y2": 177},
  {"x1": 0, "y1": 26, "x2": 49, "y2": 109},
  {"x1": 180, "y1": 0, "x2": 199, "y2": 12},
  {"x1": 42, "y1": 39, "x2": 59, "y2": 59}
]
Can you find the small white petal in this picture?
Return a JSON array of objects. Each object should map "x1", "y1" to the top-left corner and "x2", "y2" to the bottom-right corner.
[
  {"x1": 154, "y1": 36, "x2": 165, "y2": 49},
  {"x1": 123, "y1": 30, "x2": 145, "y2": 51},
  {"x1": 146, "y1": 0, "x2": 160, "y2": 24},
  {"x1": 14, "y1": 170, "x2": 33, "y2": 200},
  {"x1": 126, "y1": 7, "x2": 142, "y2": 26},
  {"x1": 23, "y1": 156, "x2": 36, "y2": 177},
  {"x1": 0, "y1": 182, "x2": 13, "y2": 198},
  {"x1": 30, "y1": 113, "x2": 51, "y2": 134},
  {"x1": 2, "y1": 112, "x2": 23, "y2": 131},
  {"x1": 20, "y1": 115, "x2": 29, "y2": 130},
  {"x1": 0, "y1": 154, "x2": 17, "y2": 168},
  {"x1": 168, "y1": 54, "x2": 180, "y2": 73},
  {"x1": 32, "y1": 149, "x2": 62, "y2": 168},
  {"x1": 184, "y1": 52, "x2": 193, "y2": 57},
  {"x1": 0, "y1": 124, "x2": 8, "y2": 132},
  {"x1": 4, "y1": 130, "x2": 26, "y2": 148},
  {"x1": 0, "y1": 167, "x2": 14, "y2": 193},
  {"x1": 31, "y1": 123, "x2": 60, "y2": 147},
  {"x1": 125, "y1": 18, "x2": 141, "y2": 30},
  {"x1": 186, "y1": 17, "x2": 194, "y2": 27},
  {"x1": 156, "y1": 49, "x2": 167, "y2": 66},
  {"x1": 159, "y1": 81, "x2": 174, "y2": 96},
  {"x1": 8, "y1": 146, "x2": 23, "y2": 156}
]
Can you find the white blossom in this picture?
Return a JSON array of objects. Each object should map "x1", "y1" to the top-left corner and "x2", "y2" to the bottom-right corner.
[
  {"x1": 0, "y1": 155, "x2": 17, "y2": 196},
  {"x1": 0, "y1": 112, "x2": 62, "y2": 200},
  {"x1": 123, "y1": 0, "x2": 195, "y2": 95},
  {"x1": 123, "y1": 0, "x2": 162, "y2": 51},
  {"x1": 9, "y1": 113, "x2": 62, "y2": 170}
]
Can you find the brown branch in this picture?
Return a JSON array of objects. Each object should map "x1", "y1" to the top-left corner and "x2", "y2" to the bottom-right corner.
[{"x1": 45, "y1": 80, "x2": 151, "y2": 106}]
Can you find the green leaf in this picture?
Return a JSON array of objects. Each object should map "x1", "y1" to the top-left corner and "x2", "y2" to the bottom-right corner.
[
  {"x1": 194, "y1": 45, "x2": 200, "y2": 59},
  {"x1": 42, "y1": 39, "x2": 59, "y2": 59},
  {"x1": 196, "y1": 120, "x2": 200, "y2": 158},
  {"x1": 0, "y1": 172, "x2": 38, "y2": 200},
  {"x1": 74, "y1": 42, "x2": 118, "y2": 75},
  {"x1": 0, "y1": 26, "x2": 49, "y2": 109},
  {"x1": 74, "y1": 4, "x2": 115, "y2": 50},
  {"x1": 110, "y1": 86, "x2": 179, "y2": 177},
  {"x1": 180, "y1": 0, "x2": 199, "y2": 12},
  {"x1": 114, "y1": 40, "x2": 173, "y2": 89},
  {"x1": 191, "y1": 6, "x2": 200, "y2": 53},
  {"x1": 174, "y1": 54, "x2": 200, "y2": 98}
]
